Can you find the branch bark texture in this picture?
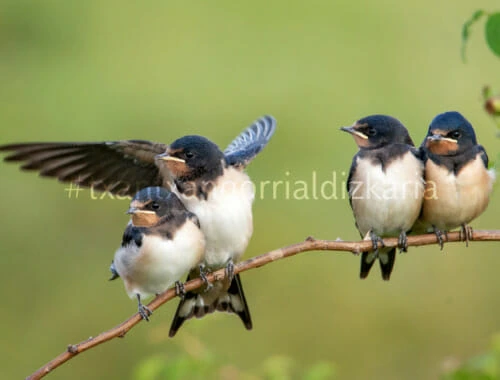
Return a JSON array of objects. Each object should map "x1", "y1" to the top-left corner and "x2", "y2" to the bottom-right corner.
[{"x1": 26, "y1": 230, "x2": 500, "y2": 380}]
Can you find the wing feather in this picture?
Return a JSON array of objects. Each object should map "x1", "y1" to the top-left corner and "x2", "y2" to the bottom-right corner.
[
  {"x1": 224, "y1": 115, "x2": 276, "y2": 167},
  {"x1": 0, "y1": 140, "x2": 168, "y2": 196}
]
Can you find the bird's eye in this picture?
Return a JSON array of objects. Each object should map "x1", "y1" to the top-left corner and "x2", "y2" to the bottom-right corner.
[
  {"x1": 366, "y1": 127, "x2": 376, "y2": 136},
  {"x1": 185, "y1": 151, "x2": 194, "y2": 159},
  {"x1": 150, "y1": 202, "x2": 160, "y2": 210},
  {"x1": 449, "y1": 131, "x2": 461, "y2": 140}
]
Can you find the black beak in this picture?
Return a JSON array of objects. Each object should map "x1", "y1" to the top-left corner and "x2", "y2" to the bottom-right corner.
[{"x1": 427, "y1": 134, "x2": 443, "y2": 142}]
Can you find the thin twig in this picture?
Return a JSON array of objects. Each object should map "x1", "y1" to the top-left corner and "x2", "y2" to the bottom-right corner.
[{"x1": 26, "y1": 230, "x2": 500, "y2": 380}]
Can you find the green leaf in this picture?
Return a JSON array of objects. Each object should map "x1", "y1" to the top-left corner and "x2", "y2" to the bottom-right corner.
[
  {"x1": 485, "y1": 13, "x2": 500, "y2": 57},
  {"x1": 461, "y1": 10, "x2": 486, "y2": 62}
]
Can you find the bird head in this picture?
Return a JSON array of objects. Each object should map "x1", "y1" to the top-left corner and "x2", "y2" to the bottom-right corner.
[
  {"x1": 424, "y1": 111, "x2": 477, "y2": 156},
  {"x1": 341, "y1": 115, "x2": 414, "y2": 149}
]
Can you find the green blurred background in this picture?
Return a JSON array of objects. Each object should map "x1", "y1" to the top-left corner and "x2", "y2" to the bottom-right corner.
[{"x1": 1, "y1": 0, "x2": 500, "y2": 379}]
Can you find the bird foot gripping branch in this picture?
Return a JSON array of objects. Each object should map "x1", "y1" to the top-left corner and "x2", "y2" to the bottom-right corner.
[
  {"x1": 397, "y1": 231, "x2": 409, "y2": 253},
  {"x1": 174, "y1": 281, "x2": 186, "y2": 299},
  {"x1": 433, "y1": 227, "x2": 448, "y2": 250},
  {"x1": 137, "y1": 295, "x2": 153, "y2": 322},
  {"x1": 460, "y1": 224, "x2": 474, "y2": 246},
  {"x1": 198, "y1": 264, "x2": 213, "y2": 292}
]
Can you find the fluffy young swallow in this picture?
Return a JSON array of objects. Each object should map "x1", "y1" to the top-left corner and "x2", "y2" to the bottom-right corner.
[
  {"x1": 0, "y1": 115, "x2": 276, "y2": 333},
  {"x1": 414, "y1": 111, "x2": 495, "y2": 245},
  {"x1": 111, "y1": 187, "x2": 206, "y2": 321},
  {"x1": 341, "y1": 115, "x2": 424, "y2": 280}
]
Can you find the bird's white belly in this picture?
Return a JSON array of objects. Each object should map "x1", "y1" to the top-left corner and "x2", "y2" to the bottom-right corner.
[
  {"x1": 178, "y1": 169, "x2": 254, "y2": 269},
  {"x1": 351, "y1": 154, "x2": 424, "y2": 237},
  {"x1": 114, "y1": 222, "x2": 205, "y2": 299}
]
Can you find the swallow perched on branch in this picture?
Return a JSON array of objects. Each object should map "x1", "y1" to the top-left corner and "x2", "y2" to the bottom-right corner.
[
  {"x1": 0, "y1": 115, "x2": 277, "y2": 333},
  {"x1": 163, "y1": 117, "x2": 276, "y2": 336},
  {"x1": 414, "y1": 111, "x2": 496, "y2": 246},
  {"x1": 110, "y1": 187, "x2": 206, "y2": 321},
  {"x1": 341, "y1": 115, "x2": 424, "y2": 280}
]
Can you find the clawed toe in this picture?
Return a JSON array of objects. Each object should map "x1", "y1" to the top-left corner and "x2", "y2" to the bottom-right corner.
[
  {"x1": 199, "y1": 264, "x2": 213, "y2": 292},
  {"x1": 460, "y1": 224, "x2": 473, "y2": 247},
  {"x1": 175, "y1": 281, "x2": 186, "y2": 299},
  {"x1": 138, "y1": 305, "x2": 152, "y2": 321},
  {"x1": 369, "y1": 231, "x2": 384, "y2": 254},
  {"x1": 136, "y1": 294, "x2": 152, "y2": 321},
  {"x1": 225, "y1": 260, "x2": 235, "y2": 283},
  {"x1": 433, "y1": 226, "x2": 447, "y2": 250},
  {"x1": 398, "y1": 231, "x2": 408, "y2": 253}
]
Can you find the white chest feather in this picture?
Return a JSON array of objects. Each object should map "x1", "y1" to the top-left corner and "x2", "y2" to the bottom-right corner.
[
  {"x1": 421, "y1": 155, "x2": 495, "y2": 230},
  {"x1": 176, "y1": 168, "x2": 254, "y2": 268},
  {"x1": 350, "y1": 153, "x2": 424, "y2": 237},
  {"x1": 114, "y1": 221, "x2": 205, "y2": 299}
]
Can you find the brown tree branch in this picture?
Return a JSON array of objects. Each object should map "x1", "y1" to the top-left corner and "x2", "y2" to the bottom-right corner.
[{"x1": 27, "y1": 230, "x2": 500, "y2": 380}]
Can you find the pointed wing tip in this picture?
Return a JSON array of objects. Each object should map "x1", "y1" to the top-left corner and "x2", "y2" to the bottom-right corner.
[
  {"x1": 223, "y1": 115, "x2": 278, "y2": 166},
  {"x1": 0, "y1": 143, "x2": 24, "y2": 151},
  {"x1": 261, "y1": 114, "x2": 276, "y2": 123},
  {"x1": 0, "y1": 144, "x2": 24, "y2": 159},
  {"x1": 0, "y1": 142, "x2": 61, "y2": 150},
  {"x1": 3, "y1": 156, "x2": 20, "y2": 163},
  {"x1": 257, "y1": 115, "x2": 277, "y2": 136}
]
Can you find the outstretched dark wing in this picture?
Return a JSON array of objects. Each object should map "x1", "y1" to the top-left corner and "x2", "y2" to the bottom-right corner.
[
  {"x1": 224, "y1": 115, "x2": 276, "y2": 168},
  {"x1": 0, "y1": 140, "x2": 168, "y2": 196}
]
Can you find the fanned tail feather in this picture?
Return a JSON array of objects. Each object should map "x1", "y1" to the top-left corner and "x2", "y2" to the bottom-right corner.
[
  {"x1": 360, "y1": 248, "x2": 396, "y2": 281},
  {"x1": 169, "y1": 273, "x2": 252, "y2": 337}
]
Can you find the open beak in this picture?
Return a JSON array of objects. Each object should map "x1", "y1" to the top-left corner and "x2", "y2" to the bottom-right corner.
[
  {"x1": 340, "y1": 126, "x2": 368, "y2": 140},
  {"x1": 155, "y1": 153, "x2": 186, "y2": 163}
]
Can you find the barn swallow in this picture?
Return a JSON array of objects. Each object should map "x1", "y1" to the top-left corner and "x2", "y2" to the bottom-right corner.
[
  {"x1": 414, "y1": 111, "x2": 495, "y2": 246},
  {"x1": 161, "y1": 118, "x2": 276, "y2": 336},
  {"x1": 341, "y1": 115, "x2": 424, "y2": 280},
  {"x1": 0, "y1": 115, "x2": 276, "y2": 332},
  {"x1": 110, "y1": 186, "x2": 206, "y2": 321}
]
